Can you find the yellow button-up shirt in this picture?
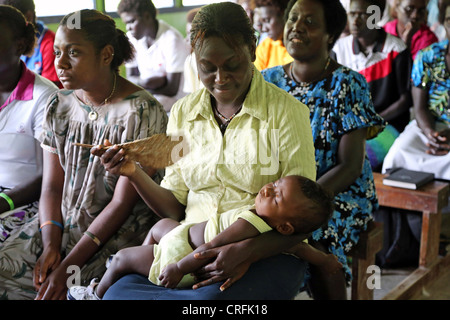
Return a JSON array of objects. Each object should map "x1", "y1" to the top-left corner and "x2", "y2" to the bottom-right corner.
[{"x1": 161, "y1": 70, "x2": 315, "y2": 224}]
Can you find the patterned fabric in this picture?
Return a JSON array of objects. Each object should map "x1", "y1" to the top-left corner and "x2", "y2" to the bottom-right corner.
[
  {"x1": 262, "y1": 65, "x2": 385, "y2": 282},
  {"x1": 0, "y1": 89, "x2": 168, "y2": 300},
  {"x1": 0, "y1": 187, "x2": 39, "y2": 244},
  {"x1": 411, "y1": 40, "x2": 450, "y2": 125}
]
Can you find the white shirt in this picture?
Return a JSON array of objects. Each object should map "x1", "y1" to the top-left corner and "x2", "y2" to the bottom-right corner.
[
  {"x1": 0, "y1": 67, "x2": 57, "y2": 189},
  {"x1": 183, "y1": 52, "x2": 204, "y2": 94},
  {"x1": 332, "y1": 33, "x2": 407, "y2": 74},
  {"x1": 126, "y1": 20, "x2": 189, "y2": 110}
]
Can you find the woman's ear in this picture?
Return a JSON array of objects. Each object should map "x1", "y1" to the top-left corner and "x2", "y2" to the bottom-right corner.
[
  {"x1": 101, "y1": 44, "x2": 115, "y2": 66},
  {"x1": 276, "y1": 222, "x2": 295, "y2": 235}
]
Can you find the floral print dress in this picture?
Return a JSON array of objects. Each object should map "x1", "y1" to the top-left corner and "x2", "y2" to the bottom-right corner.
[
  {"x1": 411, "y1": 39, "x2": 450, "y2": 124},
  {"x1": 0, "y1": 89, "x2": 167, "y2": 299},
  {"x1": 262, "y1": 65, "x2": 385, "y2": 281}
]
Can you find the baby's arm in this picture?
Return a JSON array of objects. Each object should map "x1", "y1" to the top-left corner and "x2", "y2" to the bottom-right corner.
[
  {"x1": 158, "y1": 218, "x2": 261, "y2": 289},
  {"x1": 285, "y1": 242, "x2": 343, "y2": 274}
]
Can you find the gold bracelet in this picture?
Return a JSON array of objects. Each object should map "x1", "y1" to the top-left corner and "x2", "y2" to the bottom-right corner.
[{"x1": 84, "y1": 231, "x2": 102, "y2": 247}]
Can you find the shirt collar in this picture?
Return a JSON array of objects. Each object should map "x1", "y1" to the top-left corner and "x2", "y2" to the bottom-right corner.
[
  {"x1": 1, "y1": 62, "x2": 35, "y2": 110},
  {"x1": 186, "y1": 69, "x2": 268, "y2": 123},
  {"x1": 352, "y1": 30, "x2": 386, "y2": 55}
]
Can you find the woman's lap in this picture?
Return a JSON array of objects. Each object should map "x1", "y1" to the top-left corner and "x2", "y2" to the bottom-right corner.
[
  {"x1": 382, "y1": 120, "x2": 450, "y2": 180},
  {"x1": 103, "y1": 254, "x2": 306, "y2": 300}
]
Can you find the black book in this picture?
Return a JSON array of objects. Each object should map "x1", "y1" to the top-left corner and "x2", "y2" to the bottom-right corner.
[{"x1": 382, "y1": 168, "x2": 435, "y2": 190}]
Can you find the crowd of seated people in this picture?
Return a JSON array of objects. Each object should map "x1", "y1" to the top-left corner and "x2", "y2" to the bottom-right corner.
[{"x1": 0, "y1": 0, "x2": 448, "y2": 301}]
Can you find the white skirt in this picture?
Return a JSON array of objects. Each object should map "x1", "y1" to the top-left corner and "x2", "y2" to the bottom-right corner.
[{"x1": 382, "y1": 120, "x2": 450, "y2": 180}]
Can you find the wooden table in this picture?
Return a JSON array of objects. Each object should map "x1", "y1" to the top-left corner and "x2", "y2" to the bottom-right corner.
[{"x1": 373, "y1": 172, "x2": 450, "y2": 299}]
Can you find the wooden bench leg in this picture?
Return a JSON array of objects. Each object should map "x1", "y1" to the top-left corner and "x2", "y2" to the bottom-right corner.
[
  {"x1": 420, "y1": 210, "x2": 442, "y2": 267},
  {"x1": 350, "y1": 221, "x2": 384, "y2": 300},
  {"x1": 351, "y1": 254, "x2": 377, "y2": 300}
]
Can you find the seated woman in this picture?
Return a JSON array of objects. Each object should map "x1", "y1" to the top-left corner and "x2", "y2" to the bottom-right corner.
[
  {"x1": 262, "y1": 0, "x2": 385, "y2": 299},
  {"x1": 68, "y1": 175, "x2": 340, "y2": 300},
  {"x1": 95, "y1": 2, "x2": 317, "y2": 300},
  {"x1": 382, "y1": 1, "x2": 450, "y2": 180},
  {"x1": 0, "y1": 5, "x2": 57, "y2": 243},
  {"x1": 0, "y1": 9, "x2": 168, "y2": 300}
]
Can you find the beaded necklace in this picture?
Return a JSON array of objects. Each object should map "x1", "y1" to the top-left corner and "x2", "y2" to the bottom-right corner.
[{"x1": 213, "y1": 104, "x2": 242, "y2": 133}]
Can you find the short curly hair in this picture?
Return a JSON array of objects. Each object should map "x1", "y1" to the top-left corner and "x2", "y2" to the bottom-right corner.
[{"x1": 117, "y1": 0, "x2": 157, "y2": 19}]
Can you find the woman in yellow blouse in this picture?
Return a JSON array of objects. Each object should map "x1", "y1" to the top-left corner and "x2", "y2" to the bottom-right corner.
[{"x1": 93, "y1": 2, "x2": 316, "y2": 300}]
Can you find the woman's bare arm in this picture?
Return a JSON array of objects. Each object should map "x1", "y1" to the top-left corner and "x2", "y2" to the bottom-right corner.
[
  {"x1": 91, "y1": 143, "x2": 186, "y2": 222},
  {"x1": 316, "y1": 128, "x2": 367, "y2": 195},
  {"x1": 192, "y1": 229, "x2": 307, "y2": 290}
]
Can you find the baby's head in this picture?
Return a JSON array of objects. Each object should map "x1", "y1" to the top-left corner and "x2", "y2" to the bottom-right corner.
[{"x1": 255, "y1": 175, "x2": 334, "y2": 236}]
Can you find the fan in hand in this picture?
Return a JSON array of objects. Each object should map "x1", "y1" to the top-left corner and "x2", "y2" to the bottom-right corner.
[{"x1": 73, "y1": 133, "x2": 188, "y2": 169}]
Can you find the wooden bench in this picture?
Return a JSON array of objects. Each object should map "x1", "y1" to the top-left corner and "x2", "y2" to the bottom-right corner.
[
  {"x1": 348, "y1": 221, "x2": 384, "y2": 300},
  {"x1": 373, "y1": 172, "x2": 450, "y2": 300}
]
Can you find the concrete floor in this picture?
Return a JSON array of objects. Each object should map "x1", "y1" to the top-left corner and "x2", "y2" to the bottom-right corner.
[
  {"x1": 296, "y1": 210, "x2": 450, "y2": 300},
  {"x1": 295, "y1": 258, "x2": 450, "y2": 300}
]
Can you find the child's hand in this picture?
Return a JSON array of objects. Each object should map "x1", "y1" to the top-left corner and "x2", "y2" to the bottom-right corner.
[
  {"x1": 321, "y1": 254, "x2": 343, "y2": 274},
  {"x1": 158, "y1": 263, "x2": 184, "y2": 288}
]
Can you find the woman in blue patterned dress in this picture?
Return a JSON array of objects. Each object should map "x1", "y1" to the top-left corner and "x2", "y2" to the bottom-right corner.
[
  {"x1": 382, "y1": 2, "x2": 450, "y2": 180},
  {"x1": 262, "y1": 0, "x2": 385, "y2": 299}
]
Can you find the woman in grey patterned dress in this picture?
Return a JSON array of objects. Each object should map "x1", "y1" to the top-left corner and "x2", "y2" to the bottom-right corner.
[{"x1": 0, "y1": 9, "x2": 168, "y2": 300}]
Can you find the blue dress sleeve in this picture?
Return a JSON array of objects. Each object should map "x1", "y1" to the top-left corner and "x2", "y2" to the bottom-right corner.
[{"x1": 335, "y1": 69, "x2": 386, "y2": 139}]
